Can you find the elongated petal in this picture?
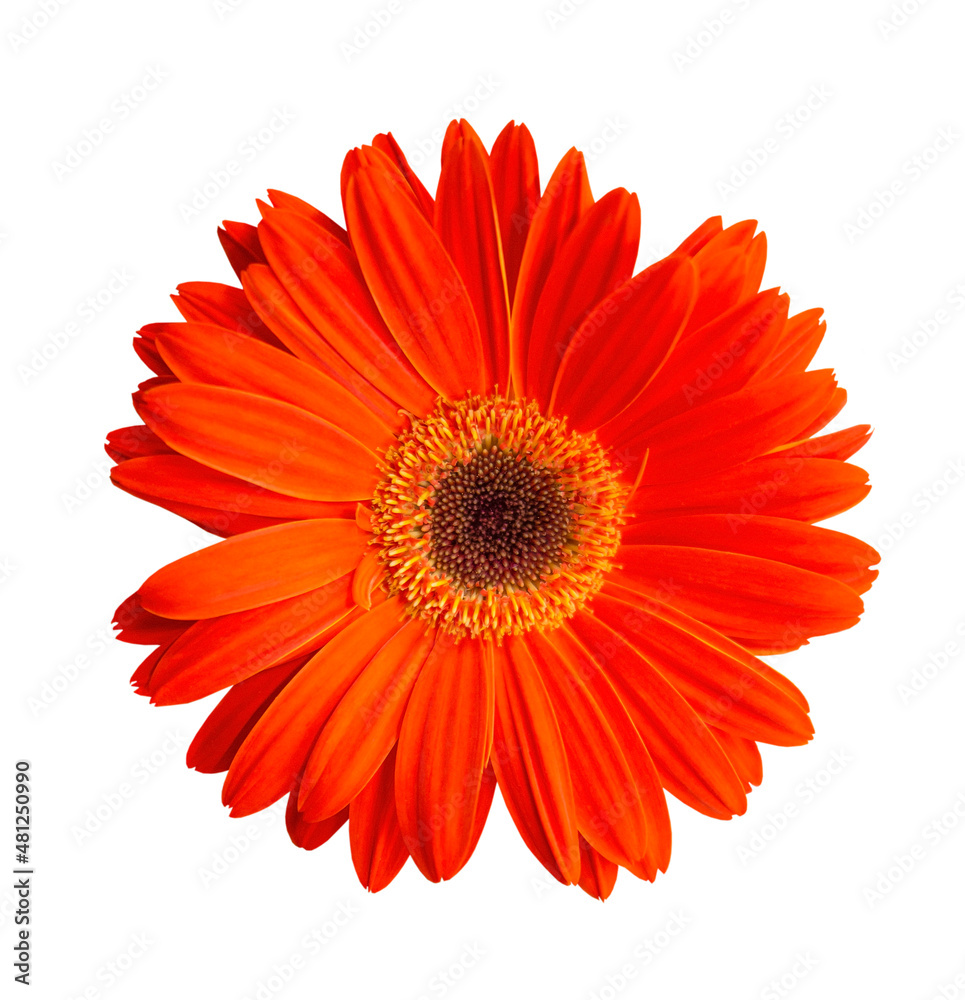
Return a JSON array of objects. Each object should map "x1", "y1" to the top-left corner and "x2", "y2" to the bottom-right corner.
[
  {"x1": 222, "y1": 598, "x2": 409, "y2": 816},
  {"x1": 112, "y1": 454, "x2": 353, "y2": 520},
  {"x1": 623, "y1": 514, "x2": 879, "y2": 595},
  {"x1": 136, "y1": 383, "x2": 380, "y2": 501},
  {"x1": 550, "y1": 255, "x2": 696, "y2": 429},
  {"x1": 628, "y1": 454, "x2": 872, "y2": 524},
  {"x1": 435, "y1": 121, "x2": 510, "y2": 391},
  {"x1": 510, "y1": 148, "x2": 592, "y2": 394},
  {"x1": 256, "y1": 208, "x2": 436, "y2": 414},
  {"x1": 562, "y1": 618, "x2": 747, "y2": 820},
  {"x1": 526, "y1": 630, "x2": 658, "y2": 868},
  {"x1": 350, "y1": 747, "x2": 410, "y2": 891},
  {"x1": 602, "y1": 289, "x2": 789, "y2": 439},
  {"x1": 577, "y1": 836, "x2": 619, "y2": 900},
  {"x1": 153, "y1": 322, "x2": 395, "y2": 451},
  {"x1": 526, "y1": 188, "x2": 641, "y2": 409},
  {"x1": 611, "y1": 544, "x2": 864, "y2": 642},
  {"x1": 488, "y1": 121, "x2": 540, "y2": 303},
  {"x1": 371, "y1": 132, "x2": 435, "y2": 220},
  {"x1": 287, "y1": 798, "x2": 348, "y2": 851},
  {"x1": 139, "y1": 519, "x2": 368, "y2": 619},
  {"x1": 491, "y1": 637, "x2": 580, "y2": 883},
  {"x1": 299, "y1": 620, "x2": 437, "y2": 821},
  {"x1": 187, "y1": 657, "x2": 306, "y2": 773},
  {"x1": 613, "y1": 370, "x2": 840, "y2": 484},
  {"x1": 343, "y1": 146, "x2": 489, "y2": 398},
  {"x1": 591, "y1": 591, "x2": 813, "y2": 746},
  {"x1": 148, "y1": 577, "x2": 357, "y2": 705},
  {"x1": 395, "y1": 636, "x2": 495, "y2": 881}
]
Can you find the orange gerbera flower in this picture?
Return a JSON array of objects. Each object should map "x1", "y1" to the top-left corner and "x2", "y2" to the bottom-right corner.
[{"x1": 108, "y1": 120, "x2": 878, "y2": 898}]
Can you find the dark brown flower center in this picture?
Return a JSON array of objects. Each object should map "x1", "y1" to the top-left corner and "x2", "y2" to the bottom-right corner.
[{"x1": 425, "y1": 446, "x2": 571, "y2": 594}]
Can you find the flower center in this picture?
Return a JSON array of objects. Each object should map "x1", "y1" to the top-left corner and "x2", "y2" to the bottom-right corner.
[{"x1": 371, "y1": 395, "x2": 626, "y2": 640}]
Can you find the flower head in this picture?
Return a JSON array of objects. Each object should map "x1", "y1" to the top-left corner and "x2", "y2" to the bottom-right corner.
[{"x1": 109, "y1": 120, "x2": 877, "y2": 897}]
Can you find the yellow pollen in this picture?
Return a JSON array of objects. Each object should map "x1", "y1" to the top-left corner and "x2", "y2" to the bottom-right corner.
[{"x1": 370, "y1": 394, "x2": 626, "y2": 640}]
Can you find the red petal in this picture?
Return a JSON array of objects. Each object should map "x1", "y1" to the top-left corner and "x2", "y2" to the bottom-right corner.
[
  {"x1": 623, "y1": 514, "x2": 879, "y2": 595},
  {"x1": 221, "y1": 598, "x2": 409, "y2": 816},
  {"x1": 153, "y1": 322, "x2": 395, "y2": 451},
  {"x1": 287, "y1": 797, "x2": 348, "y2": 851},
  {"x1": 526, "y1": 629, "x2": 664, "y2": 869},
  {"x1": 510, "y1": 148, "x2": 593, "y2": 395},
  {"x1": 139, "y1": 519, "x2": 368, "y2": 619},
  {"x1": 525, "y1": 188, "x2": 641, "y2": 409},
  {"x1": 371, "y1": 132, "x2": 435, "y2": 221},
  {"x1": 628, "y1": 454, "x2": 871, "y2": 524},
  {"x1": 112, "y1": 454, "x2": 353, "y2": 520},
  {"x1": 489, "y1": 121, "x2": 540, "y2": 303},
  {"x1": 349, "y1": 747, "x2": 410, "y2": 891},
  {"x1": 187, "y1": 656, "x2": 307, "y2": 773},
  {"x1": 395, "y1": 635, "x2": 494, "y2": 881},
  {"x1": 491, "y1": 637, "x2": 580, "y2": 884},
  {"x1": 136, "y1": 382, "x2": 380, "y2": 502},
  {"x1": 435, "y1": 120, "x2": 511, "y2": 391},
  {"x1": 611, "y1": 543, "x2": 864, "y2": 642},
  {"x1": 342, "y1": 145, "x2": 489, "y2": 398},
  {"x1": 591, "y1": 591, "x2": 813, "y2": 746},
  {"x1": 613, "y1": 370, "x2": 840, "y2": 484},
  {"x1": 550, "y1": 254, "x2": 697, "y2": 429},
  {"x1": 563, "y1": 617, "x2": 748, "y2": 820},
  {"x1": 577, "y1": 836, "x2": 619, "y2": 900},
  {"x1": 601, "y1": 289, "x2": 789, "y2": 440},
  {"x1": 239, "y1": 263, "x2": 404, "y2": 430},
  {"x1": 299, "y1": 619, "x2": 437, "y2": 821},
  {"x1": 148, "y1": 577, "x2": 357, "y2": 706}
]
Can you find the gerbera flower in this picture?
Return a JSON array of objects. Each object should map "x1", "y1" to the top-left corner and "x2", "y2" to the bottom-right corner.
[{"x1": 108, "y1": 120, "x2": 877, "y2": 898}]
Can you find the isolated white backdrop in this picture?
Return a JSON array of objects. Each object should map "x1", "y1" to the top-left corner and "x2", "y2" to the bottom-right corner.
[{"x1": 3, "y1": 0, "x2": 964, "y2": 997}]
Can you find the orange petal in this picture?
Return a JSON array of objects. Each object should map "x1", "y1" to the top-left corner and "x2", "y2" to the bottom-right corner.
[
  {"x1": 489, "y1": 121, "x2": 540, "y2": 304},
  {"x1": 395, "y1": 635, "x2": 495, "y2": 881},
  {"x1": 371, "y1": 132, "x2": 435, "y2": 220},
  {"x1": 112, "y1": 454, "x2": 354, "y2": 520},
  {"x1": 591, "y1": 591, "x2": 813, "y2": 746},
  {"x1": 601, "y1": 288, "x2": 790, "y2": 438},
  {"x1": 287, "y1": 797, "x2": 348, "y2": 851},
  {"x1": 751, "y1": 307, "x2": 825, "y2": 383},
  {"x1": 265, "y1": 188, "x2": 350, "y2": 244},
  {"x1": 298, "y1": 619, "x2": 437, "y2": 821},
  {"x1": 613, "y1": 369, "x2": 840, "y2": 484},
  {"x1": 779, "y1": 425, "x2": 872, "y2": 462},
  {"x1": 577, "y1": 836, "x2": 619, "y2": 901},
  {"x1": 187, "y1": 656, "x2": 307, "y2": 773},
  {"x1": 526, "y1": 188, "x2": 641, "y2": 409},
  {"x1": 139, "y1": 519, "x2": 368, "y2": 620},
  {"x1": 342, "y1": 145, "x2": 489, "y2": 398},
  {"x1": 148, "y1": 577, "x2": 357, "y2": 705},
  {"x1": 135, "y1": 382, "x2": 380, "y2": 501},
  {"x1": 550, "y1": 254, "x2": 696, "y2": 429},
  {"x1": 562, "y1": 617, "x2": 747, "y2": 820},
  {"x1": 710, "y1": 727, "x2": 763, "y2": 792},
  {"x1": 349, "y1": 747, "x2": 410, "y2": 891},
  {"x1": 153, "y1": 322, "x2": 395, "y2": 452},
  {"x1": 239, "y1": 264, "x2": 403, "y2": 430},
  {"x1": 628, "y1": 454, "x2": 871, "y2": 524},
  {"x1": 623, "y1": 514, "x2": 879, "y2": 595},
  {"x1": 491, "y1": 637, "x2": 580, "y2": 884},
  {"x1": 256, "y1": 208, "x2": 436, "y2": 415},
  {"x1": 172, "y1": 281, "x2": 283, "y2": 349},
  {"x1": 526, "y1": 629, "x2": 664, "y2": 869},
  {"x1": 510, "y1": 148, "x2": 592, "y2": 395},
  {"x1": 221, "y1": 598, "x2": 409, "y2": 816},
  {"x1": 435, "y1": 121, "x2": 511, "y2": 391}
]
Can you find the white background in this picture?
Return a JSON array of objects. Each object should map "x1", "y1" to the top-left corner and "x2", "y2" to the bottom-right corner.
[{"x1": 3, "y1": 0, "x2": 964, "y2": 997}]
